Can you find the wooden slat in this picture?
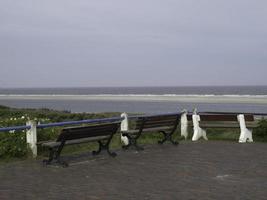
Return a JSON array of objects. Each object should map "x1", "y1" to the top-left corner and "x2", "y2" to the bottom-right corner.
[
  {"x1": 142, "y1": 126, "x2": 173, "y2": 133},
  {"x1": 187, "y1": 114, "x2": 254, "y2": 121},
  {"x1": 143, "y1": 122, "x2": 176, "y2": 129},
  {"x1": 62, "y1": 123, "x2": 118, "y2": 132},
  {"x1": 42, "y1": 135, "x2": 110, "y2": 148},
  {"x1": 187, "y1": 115, "x2": 193, "y2": 121},
  {"x1": 137, "y1": 119, "x2": 176, "y2": 125},
  {"x1": 200, "y1": 115, "x2": 238, "y2": 121},
  {"x1": 122, "y1": 126, "x2": 173, "y2": 136},
  {"x1": 200, "y1": 122, "x2": 240, "y2": 128},
  {"x1": 136, "y1": 123, "x2": 175, "y2": 130},
  {"x1": 243, "y1": 122, "x2": 258, "y2": 128},
  {"x1": 135, "y1": 119, "x2": 176, "y2": 126},
  {"x1": 135, "y1": 114, "x2": 179, "y2": 130},
  {"x1": 61, "y1": 128, "x2": 117, "y2": 140},
  {"x1": 136, "y1": 115, "x2": 177, "y2": 122},
  {"x1": 199, "y1": 121, "x2": 258, "y2": 128},
  {"x1": 57, "y1": 122, "x2": 120, "y2": 141}
]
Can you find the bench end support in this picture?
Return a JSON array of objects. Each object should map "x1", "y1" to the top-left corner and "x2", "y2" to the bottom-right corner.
[
  {"x1": 192, "y1": 114, "x2": 208, "y2": 141},
  {"x1": 237, "y1": 114, "x2": 253, "y2": 143}
]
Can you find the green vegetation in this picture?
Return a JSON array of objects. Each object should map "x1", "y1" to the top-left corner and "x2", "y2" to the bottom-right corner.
[
  {"x1": 0, "y1": 105, "x2": 120, "y2": 159},
  {"x1": 254, "y1": 120, "x2": 267, "y2": 142},
  {"x1": 0, "y1": 105, "x2": 267, "y2": 161}
]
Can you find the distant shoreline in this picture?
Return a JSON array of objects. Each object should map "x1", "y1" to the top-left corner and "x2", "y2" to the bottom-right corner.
[{"x1": 0, "y1": 94, "x2": 267, "y2": 104}]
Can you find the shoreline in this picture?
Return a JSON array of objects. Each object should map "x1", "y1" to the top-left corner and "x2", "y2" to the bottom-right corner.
[{"x1": 0, "y1": 94, "x2": 267, "y2": 104}]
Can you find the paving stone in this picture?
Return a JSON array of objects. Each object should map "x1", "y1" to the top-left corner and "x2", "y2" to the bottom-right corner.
[{"x1": 0, "y1": 141, "x2": 267, "y2": 199}]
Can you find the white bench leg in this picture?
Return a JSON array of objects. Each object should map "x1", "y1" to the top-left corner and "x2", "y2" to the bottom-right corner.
[
  {"x1": 181, "y1": 111, "x2": 188, "y2": 139},
  {"x1": 237, "y1": 114, "x2": 253, "y2": 143},
  {"x1": 121, "y1": 112, "x2": 129, "y2": 145},
  {"x1": 192, "y1": 114, "x2": 208, "y2": 141}
]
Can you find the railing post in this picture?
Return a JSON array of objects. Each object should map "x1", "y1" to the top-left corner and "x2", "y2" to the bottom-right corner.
[
  {"x1": 237, "y1": 114, "x2": 253, "y2": 143},
  {"x1": 120, "y1": 112, "x2": 129, "y2": 145},
  {"x1": 181, "y1": 110, "x2": 188, "y2": 140},
  {"x1": 26, "y1": 120, "x2": 37, "y2": 158}
]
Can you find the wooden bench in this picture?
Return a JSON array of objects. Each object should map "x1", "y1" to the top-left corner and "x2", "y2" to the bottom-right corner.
[
  {"x1": 121, "y1": 113, "x2": 180, "y2": 150},
  {"x1": 187, "y1": 114, "x2": 257, "y2": 129},
  {"x1": 185, "y1": 113, "x2": 258, "y2": 141},
  {"x1": 42, "y1": 122, "x2": 120, "y2": 167}
]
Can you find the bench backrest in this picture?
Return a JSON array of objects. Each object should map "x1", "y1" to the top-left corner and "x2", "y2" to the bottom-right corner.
[
  {"x1": 186, "y1": 114, "x2": 256, "y2": 128},
  {"x1": 56, "y1": 122, "x2": 120, "y2": 142},
  {"x1": 135, "y1": 114, "x2": 180, "y2": 130},
  {"x1": 187, "y1": 114, "x2": 254, "y2": 122}
]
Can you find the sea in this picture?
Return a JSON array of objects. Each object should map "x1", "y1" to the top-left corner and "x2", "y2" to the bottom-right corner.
[{"x1": 0, "y1": 86, "x2": 267, "y2": 114}]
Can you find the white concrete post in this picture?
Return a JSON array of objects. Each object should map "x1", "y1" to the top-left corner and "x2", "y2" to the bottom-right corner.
[
  {"x1": 181, "y1": 110, "x2": 188, "y2": 139},
  {"x1": 120, "y1": 112, "x2": 129, "y2": 145},
  {"x1": 192, "y1": 114, "x2": 208, "y2": 141},
  {"x1": 26, "y1": 120, "x2": 37, "y2": 158},
  {"x1": 237, "y1": 114, "x2": 253, "y2": 143}
]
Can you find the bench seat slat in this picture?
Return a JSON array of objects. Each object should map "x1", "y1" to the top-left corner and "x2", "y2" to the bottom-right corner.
[{"x1": 199, "y1": 121, "x2": 258, "y2": 128}]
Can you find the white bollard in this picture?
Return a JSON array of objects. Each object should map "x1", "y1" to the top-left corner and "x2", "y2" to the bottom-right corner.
[
  {"x1": 192, "y1": 114, "x2": 208, "y2": 141},
  {"x1": 181, "y1": 110, "x2": 188, "y2": 139},
  {"x1": 120, "y1": 112, "x2": 129, "y2": 145},
  {"x1": 237, "y1": 114, "x2": 253, "y2": 143},
  {"x1": 26, "y1": 120, "x2": 37, "y2": 158}
]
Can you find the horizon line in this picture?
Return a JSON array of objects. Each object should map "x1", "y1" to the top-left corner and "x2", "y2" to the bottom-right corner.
[{"x1": 1, "y1": 85, "x2": 267, "y2": 89}]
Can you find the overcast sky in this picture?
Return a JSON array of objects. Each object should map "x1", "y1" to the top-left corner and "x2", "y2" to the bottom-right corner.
[{"x1": 0, "y1": 0, "x2": 267, "y2": 87}]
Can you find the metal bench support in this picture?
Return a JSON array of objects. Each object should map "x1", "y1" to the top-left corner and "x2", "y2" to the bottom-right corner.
[
  {"x1": 43, "y1": 141, "x2": 68, "y2": 167},
  {"x1": 92, "y1": 137, "x2": 117, "y2": 157},
  {"x1": 158, "y1": 115, "x2": 180, "y2": 145},
  {"x1": 122, "y1": 133, "x2": 144, "y2": 151},
  {"x1": 158, "y1": 131, "x2": 178, "y2": 145}
]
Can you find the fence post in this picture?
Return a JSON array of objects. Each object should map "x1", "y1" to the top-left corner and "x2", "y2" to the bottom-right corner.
[
  {"x1": 120, "y1": 112, "x2": 129, "y2": 145},
  {"x1": 26, "y1": 120, "x2": 37, "y2": 158}
]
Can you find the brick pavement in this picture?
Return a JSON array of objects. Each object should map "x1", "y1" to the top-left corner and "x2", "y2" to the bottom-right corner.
[{"x1": 0, "y1": 141, "x2": 267, "y2": 200}]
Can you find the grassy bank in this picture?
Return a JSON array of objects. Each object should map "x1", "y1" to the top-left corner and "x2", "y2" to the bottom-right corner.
[
  {"x1": 0, "y1": 105, "x2": 267, "y2": 161},
  {"x1": 0, "y1": 105, "x2": 121, "y2": 160}
]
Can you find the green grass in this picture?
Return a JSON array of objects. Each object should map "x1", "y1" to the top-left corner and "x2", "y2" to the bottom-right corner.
[{"x1": 206, "y1": 128, "x2": 240, "y2": 141}]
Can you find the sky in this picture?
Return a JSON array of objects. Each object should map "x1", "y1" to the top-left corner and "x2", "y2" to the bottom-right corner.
[{"x1": 0, "y1": 0, "x2": 267, "y2": 88}]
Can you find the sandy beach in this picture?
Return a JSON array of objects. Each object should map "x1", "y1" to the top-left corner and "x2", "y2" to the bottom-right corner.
[{"x1": 0, "y1": 94, "x2": 267, "y2": 104}]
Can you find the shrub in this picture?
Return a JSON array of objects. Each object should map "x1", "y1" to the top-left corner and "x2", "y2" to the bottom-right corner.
[
  {"x1": 254, "y1": 120, "x2": 267, "y2": 141},
  {"x1": 0, "y1": 131, "x2": 27, "y2": 158}
]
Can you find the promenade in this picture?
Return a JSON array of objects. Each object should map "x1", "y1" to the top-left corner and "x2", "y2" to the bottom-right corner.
[{"x1": 1, "y1": 141, "x2": 267, "y2": 199}]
